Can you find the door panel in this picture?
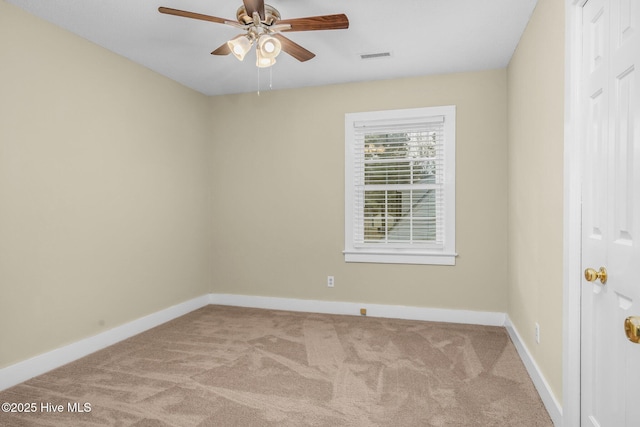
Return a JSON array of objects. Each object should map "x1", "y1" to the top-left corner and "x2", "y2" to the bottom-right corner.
[
  {"x1": 581, "y1": 2, "x2": 609, "y2": 424},
  {"x1": 581, "y1": 0, "x2": 640, "y2": 425}
]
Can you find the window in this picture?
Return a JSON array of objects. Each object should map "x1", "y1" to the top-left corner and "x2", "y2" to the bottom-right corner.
[{"x1": 344, "y1": 106, "x2": 456, "y2": 265}]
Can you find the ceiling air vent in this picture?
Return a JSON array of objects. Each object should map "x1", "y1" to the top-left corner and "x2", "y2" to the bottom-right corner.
[{"x1": 360, "y1": 52, "x2": 392, "y2": 60}]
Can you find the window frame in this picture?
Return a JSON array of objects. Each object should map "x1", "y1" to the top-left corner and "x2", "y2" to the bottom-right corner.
[{"x1": 344, "y1": 105, "x2": 457, "y2": 265}]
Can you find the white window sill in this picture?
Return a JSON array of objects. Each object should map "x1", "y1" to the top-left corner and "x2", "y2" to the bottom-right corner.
[{"x1": 343, "y1": 250, "x2": 457, "y2": 265}]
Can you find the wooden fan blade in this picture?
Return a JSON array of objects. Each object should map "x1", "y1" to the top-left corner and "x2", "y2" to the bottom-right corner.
[
  {"x1": 272, "y1": 34, "x2": 315, "y2": 62},
  {"x1": 242, "y1": 0, "x2": 265, "y2": 20},
  {"x1": 278, "y1": 14, "x2": 349, "y2": 32},
  {"x1": 211, "y1": 42, "x2": 231, "y2": 56},
  {"x1": 158, "y1": 7, "x2": 230, "y2": 25}
]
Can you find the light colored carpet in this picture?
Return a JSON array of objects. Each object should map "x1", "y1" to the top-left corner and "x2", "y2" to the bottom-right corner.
[{"x1": 0, "y1": 305, "x2": 553, "y2": 426}]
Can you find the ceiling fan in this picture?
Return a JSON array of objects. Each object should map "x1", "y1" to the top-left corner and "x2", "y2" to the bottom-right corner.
[{"x1": 158, "y1": 0, "x2": 349, "y2": 68}]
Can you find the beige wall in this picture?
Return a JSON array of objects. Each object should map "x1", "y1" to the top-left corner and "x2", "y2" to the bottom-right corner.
[
  {"x1": 209, "y1": 70, "x2": 509, "y2": 313},
  {"x1": 0, "y1": 2, "x2": 212, "y2": 368},
  {"x1": 507, "y1": 0, "x2": 565, "y2": 404}
]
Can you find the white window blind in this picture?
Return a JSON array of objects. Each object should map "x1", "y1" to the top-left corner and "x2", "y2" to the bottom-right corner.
[
  {"x1": 353, "y1": 116, "x2": 445, "y2": 248},
  {"x1": 345, "y1": 106, "x2": 456, "y2": 265}
]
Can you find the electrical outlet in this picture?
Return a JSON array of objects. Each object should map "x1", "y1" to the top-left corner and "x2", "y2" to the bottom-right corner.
[
  {"x1": 327, "y1": 276, "x2": 334, "y2": 288},
  {"x1": 535, "y1": 323, "x2": 540, "y2": 344}
]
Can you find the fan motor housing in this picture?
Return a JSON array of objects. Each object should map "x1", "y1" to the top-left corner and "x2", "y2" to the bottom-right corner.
[{"x1": 236, "y1": 4, "x2": 280, "y2": 26}]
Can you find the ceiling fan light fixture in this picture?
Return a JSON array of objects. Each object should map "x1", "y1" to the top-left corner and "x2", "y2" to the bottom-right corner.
[
  {"x1": 257, "y1": 35, "x2": 282, "y2": 59},
  {"x1": 227, "y1": 35, "x2": 252, "y2": 61},
  {"x1": 256, "y1": 48, "x2": 277, "y2": 68}
]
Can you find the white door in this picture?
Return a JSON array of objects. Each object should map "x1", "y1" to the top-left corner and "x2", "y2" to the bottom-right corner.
[{"x1": 581, "y1": 0, "x2": 640, "y2": 425}]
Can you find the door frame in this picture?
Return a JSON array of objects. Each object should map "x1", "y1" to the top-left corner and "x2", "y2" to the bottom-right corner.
[{"x1": 564, "y1": 0, "x2": 588, "y2": 426}]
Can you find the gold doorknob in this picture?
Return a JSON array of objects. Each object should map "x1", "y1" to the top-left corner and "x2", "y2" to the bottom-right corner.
[
  {"x1": 584, "y1": 266, "x2": 607, "y2": 284},
  {"x1": 625, "y1": 316, "x2": 640, "y2": 343}
]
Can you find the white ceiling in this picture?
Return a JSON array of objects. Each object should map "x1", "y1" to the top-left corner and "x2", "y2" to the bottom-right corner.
[{"x1": 7, "y1": 0, "x2": 539, "y2": 96}]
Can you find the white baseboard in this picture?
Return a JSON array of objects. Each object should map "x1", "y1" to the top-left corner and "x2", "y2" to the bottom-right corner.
[
  {"x1": 505, "y1": 315, "x2": 562, "y2": 426},
  {"x1": 0, "y1": 295, "x2": 211, "y2": 391},
  {"x1": 210, "y1": 293, "x2": 506, "y2": 326}
]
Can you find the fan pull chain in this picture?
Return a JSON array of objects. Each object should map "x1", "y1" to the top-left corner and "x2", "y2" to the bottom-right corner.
[{"x1": 256, "y1": 67, "x2": 274, "y2": 95}]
